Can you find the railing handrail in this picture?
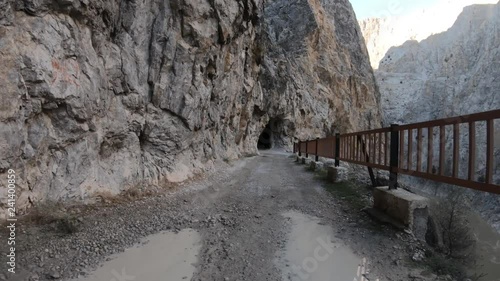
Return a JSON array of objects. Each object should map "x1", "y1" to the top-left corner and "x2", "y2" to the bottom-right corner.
[
  {"x1": 398, "y1": 109, "x2": 499, "y2": 130},
  {"x1": 293, "y1": 109, "x2": 500, "y2": 194}
]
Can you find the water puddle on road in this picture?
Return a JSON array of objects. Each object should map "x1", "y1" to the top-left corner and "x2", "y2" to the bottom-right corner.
[
  {"x1": 73, "y1": 229, "x2": 201, "y2": 281},
  {"x1": 277, "y1": 211, "x2": 369, "y2": 281}
]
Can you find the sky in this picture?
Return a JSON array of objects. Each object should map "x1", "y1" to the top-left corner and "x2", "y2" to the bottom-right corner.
[
  {"x1": 350, "y1": 0, "x2": 443, "y2": 19},
  {"x1": 351, "y1": 0, "x2": 500, "y2": 20}
]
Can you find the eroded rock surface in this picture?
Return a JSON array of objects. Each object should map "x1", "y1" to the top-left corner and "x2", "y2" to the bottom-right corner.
[
  {"x1": 0, "y1": 0, "x2": 381, "y2": 216},
  {"x1": 358, "y1": 0, "x2": 498, "y2": 69},
  {"x1": 362, "y1": 3, "x2": 500, "y2": 231}
]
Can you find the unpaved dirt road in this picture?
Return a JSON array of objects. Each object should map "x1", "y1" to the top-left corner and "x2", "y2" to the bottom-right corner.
[{"x1": 3, "y1": 151, "x2": 435, "y2": 281}]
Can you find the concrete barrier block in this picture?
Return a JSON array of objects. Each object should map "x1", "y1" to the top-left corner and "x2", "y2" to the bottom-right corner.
[
  {"x1": 327, "y1": 166, "x2": 348, "y2": 183},
  {"x1": 315, "y1": 162, "x2": 325, "y2": 171},
  {"x1": 310, "y1": 161, "x2": 324, "y2": 171},
  {"x1": 374, "y1": 186, "x2": 429, "y2": 240},
  {"x1": 324, "y1": 160, "x2": 336, "y2": 167}
]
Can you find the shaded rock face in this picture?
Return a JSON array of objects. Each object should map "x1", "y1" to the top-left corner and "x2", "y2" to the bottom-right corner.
[
  {"x1": 0, "y1": 0, "x2": 381, "y2": 215},
  {"x1": 261, "y1": 0, "x2": 381, "y2": 140},
  {"x1": 363, "y1": 3, "x2": 500, "y2": 231}
]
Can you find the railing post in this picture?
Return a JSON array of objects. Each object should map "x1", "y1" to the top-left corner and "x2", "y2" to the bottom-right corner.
[
  {"x1": 315, "y1": 138, "x2": 319, "y2": 162},
  {"x1": 389, "y1": 124, "x2": 400, "y2": 190},
  {"x1": 298, "y1": 141, "x2": 302, "y2": 157},
  {"x1": 335, "y1": 133, "x2": 340, "y2": 167},
  {"x1": 305, "y1": 141, "x2": 309, "y2": 158}
]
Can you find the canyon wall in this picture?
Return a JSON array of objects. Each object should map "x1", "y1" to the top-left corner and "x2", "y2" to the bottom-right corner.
[
  {"x1": 361, "y1": 3, "x2": 500, "y2": 231},
  {"x1": 0, "y1": 0, "x2": 381, "y2": 217},
  {"x1": 359, "y1": 0, "x2": 499, "y2": 69},
  {"x1": 377, "y1": 3, "x2": 500, "y2": 125}
]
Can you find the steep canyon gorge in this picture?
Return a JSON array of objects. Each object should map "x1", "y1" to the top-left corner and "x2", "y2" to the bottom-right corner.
[
  {"x1": 0, "y1": 0, "x2": 381, "y2": 217},
  {"x1": 360, "y1": 2, "x2": 500, "y2": 232}
]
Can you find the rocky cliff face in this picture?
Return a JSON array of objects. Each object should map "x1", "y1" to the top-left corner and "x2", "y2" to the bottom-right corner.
[
  {"x1": 377, "y1": 3, "x2": 500, "y2": 125},
  {"x1": 0, "y1": 0, "x2": 381, "y2": 217},
  {"x1": 359, "y1": 0, "x2": 499, "y2": 69},
  {"x1": 364, "y1": 3, "x2": 500, "y2": 231}
]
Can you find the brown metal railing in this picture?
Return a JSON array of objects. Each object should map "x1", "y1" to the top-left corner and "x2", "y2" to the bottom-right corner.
[{"x1": 293, "y1": 109, "x2": 500, "y2": 194}]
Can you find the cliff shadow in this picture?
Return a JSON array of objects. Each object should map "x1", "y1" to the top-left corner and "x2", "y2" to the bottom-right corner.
[{"x1": 257, "y1": 117, "x2": 289, "y2": 150}]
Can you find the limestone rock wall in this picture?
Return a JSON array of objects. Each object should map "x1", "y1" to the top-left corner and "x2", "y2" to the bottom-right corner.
[
  {"x1": 359, "y1": 0, "x2": 499, "y2": 69},
  {"x1": 362, "y1": 3, "x2": 500, "y2": 231},
  {"x1": 0, "y1": 0, "x2": 381, "y2": 216},
  {"x1": 376, "y1": 3, "x2": 500, "y2": 172}
]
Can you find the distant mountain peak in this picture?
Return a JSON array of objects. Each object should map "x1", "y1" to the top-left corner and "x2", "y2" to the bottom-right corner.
[{"x1": 359, "y1": 0, "x2": 499, "y2": 69}]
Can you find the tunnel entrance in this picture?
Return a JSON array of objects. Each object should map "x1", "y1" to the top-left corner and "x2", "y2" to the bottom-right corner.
[
  {"x1": 258, "y1": 123, "x2": 273, "y2": 150},
  {"x1": 257, "y1": 118, "x2": 292, "y2": 150}
]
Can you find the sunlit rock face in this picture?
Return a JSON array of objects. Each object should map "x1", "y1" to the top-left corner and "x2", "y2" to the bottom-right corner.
[
  {"x1": 376, "y1": 4, "x2": 500, "y2": 125},
  {"x1": 358, "y1": 0, "x2": 499, "y2": 69},
  {"x1": 361, "y1": 3, "x2": 500, "y2": 231},
  {"x1": 0, "y1": 0, "x2": 381, "y2": 215}
]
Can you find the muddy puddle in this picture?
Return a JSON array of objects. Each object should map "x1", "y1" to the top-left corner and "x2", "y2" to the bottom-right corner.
[
  {"x1": 277, "y1": 211, "x2": 374, "y2": 281},
  {"x1": 71, "y1": 229, "x2": 201, "y2": 281}
]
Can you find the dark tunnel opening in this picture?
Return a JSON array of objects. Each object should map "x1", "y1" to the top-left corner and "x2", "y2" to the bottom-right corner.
[
  {"x1": 257, "y1": 123, "x2": 273, "y2": 150},
  {"x1": 257, "y1": 118, "x2": 292, "y2": 150}
]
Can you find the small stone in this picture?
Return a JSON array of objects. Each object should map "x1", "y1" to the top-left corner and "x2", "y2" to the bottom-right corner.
[
  {"x1": 49, "y1": 271, "x2": 61, "y2": 279},
  {"x1": 411, "y1": 249, "x2": 425, "y2": 262}
]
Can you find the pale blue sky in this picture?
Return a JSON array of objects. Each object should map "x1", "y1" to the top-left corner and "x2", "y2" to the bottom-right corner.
[{"x1": 350, "y1": 0, "x2": 439, "y2": 19}]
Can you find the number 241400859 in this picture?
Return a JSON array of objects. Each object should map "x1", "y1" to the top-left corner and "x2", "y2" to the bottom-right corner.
[{"x1": 7, "y1": 169, "x2": 16, "y2": 216}]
